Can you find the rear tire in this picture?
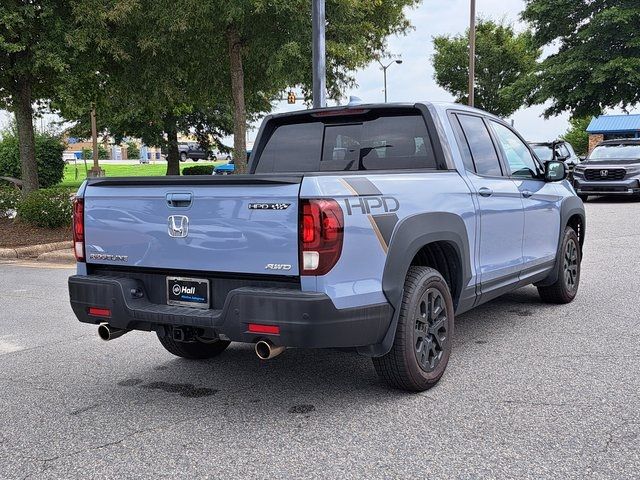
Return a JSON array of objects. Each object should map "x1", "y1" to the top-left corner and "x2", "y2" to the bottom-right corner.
[
  {"x1": 180, "y1": 152, "x2": 188, "y2": 162},
  {"x1": 373, "y1": 266, "x2": 454, "y2": 392},
  {"x1": 157, "y1": 333, "x2": 230, "y2": 359},
  {"x1": 537, "y1": 227, "x2": 581, "y2": 304}
]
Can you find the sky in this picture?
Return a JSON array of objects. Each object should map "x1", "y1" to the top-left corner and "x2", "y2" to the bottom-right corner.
[
  {"x1": 1, "y1": 0, "x2": 634, "y2": 144},
  {"x1": 265, "y1": 0, "x2": 570, "y2": 143}
]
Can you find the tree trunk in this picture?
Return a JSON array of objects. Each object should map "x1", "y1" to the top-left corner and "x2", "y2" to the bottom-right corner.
[
  {"x1": 14, "y1": 80, "x2": 39, "y2": 193},
  {"x1": 165, "y1": 116, "x2": 180, "y2": 175},
  {"x1": 227, "y1": 26, "x2": 247, "y2": 174}
]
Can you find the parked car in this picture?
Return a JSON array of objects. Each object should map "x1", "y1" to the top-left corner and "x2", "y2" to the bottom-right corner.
[
  {"x1": 211, "y1": 150, "x2": 233, "y2": 162},
  {"x1": 213, "y1": 151, "x2": 251, "y2": 175},
  {"x1": 213, "y1": 159, "x2": 234, "y2": 175},
  {"x1": 573, "y1": 138, "x2": 640, "y2": 201},
  {"x1": 68, "y1": 102, "x2": 585, "y2": 392},
  {"x1": 530, "y1": 141, "x2": 581, "y2": 173},
  {"x1": 177, "y1": 142, "x2": 212, "y2": 162}
]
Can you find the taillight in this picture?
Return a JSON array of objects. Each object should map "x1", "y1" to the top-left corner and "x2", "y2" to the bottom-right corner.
[
  {"x1": 73, "y1": 197, "x2": 85, "y2": 261},
  {"x1": 300, "y1": 199, "x2": 344, "y2": 276}
]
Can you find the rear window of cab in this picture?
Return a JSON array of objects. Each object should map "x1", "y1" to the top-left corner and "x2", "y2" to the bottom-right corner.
[{"x1": 253, "y1": 109, "x2": 438, "y2": 173}]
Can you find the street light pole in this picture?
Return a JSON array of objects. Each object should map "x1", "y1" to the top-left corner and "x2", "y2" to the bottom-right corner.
[
  {"x1": 468, "y1": 0, "x2": 476, "y2": 107},
  {"x1": 312, "y1": 0, "x2": 326, "y2": 109},
  {"x1": 377, "y1": 59, "x2": 403, "y2": 103}
]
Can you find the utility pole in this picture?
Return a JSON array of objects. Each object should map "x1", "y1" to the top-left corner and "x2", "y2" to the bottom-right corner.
[
  {"x1": 312, "y1": 0, "x2": 326, "y2": 109},
  {"x1": 377, "y1": 58, "x2": 403, "y2": 103},
  {"x1": 88, "y1": 105, "x2": 104, "y2": 177},
  {"x1": 468, "y1": 0, "x2": 476, "y2": 107}
]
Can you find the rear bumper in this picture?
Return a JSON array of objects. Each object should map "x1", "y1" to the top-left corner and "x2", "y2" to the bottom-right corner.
[
  {"x1": 574, "y1": 178, "x2": 640, "y2": 196},
  {"x1": 68, "y1": 275, "x2": 393, "y2": 349}
]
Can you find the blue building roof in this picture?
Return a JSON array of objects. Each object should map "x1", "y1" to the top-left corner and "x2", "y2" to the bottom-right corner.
[{"x1": 587, "y1": 114, "x2": 640, "y2": 133}]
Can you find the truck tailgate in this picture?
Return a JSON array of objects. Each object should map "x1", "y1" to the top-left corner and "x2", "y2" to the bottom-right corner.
[{"x1": 83, "y1": 176, "x2": 302, "y2": 275}]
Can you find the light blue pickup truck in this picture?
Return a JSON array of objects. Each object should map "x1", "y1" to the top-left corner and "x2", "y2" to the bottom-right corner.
[{"x1": 68, "y1": 102, "x2": 585, "y2": 391}]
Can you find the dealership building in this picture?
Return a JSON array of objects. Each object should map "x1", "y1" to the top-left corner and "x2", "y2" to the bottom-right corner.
[{"x1": 587, "y1": 114, "x2": 640, "y2": 152}]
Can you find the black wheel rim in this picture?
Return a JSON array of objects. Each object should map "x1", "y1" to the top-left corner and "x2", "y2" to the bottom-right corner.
[
  {"x1": 414, "y1": 288, "x2": 448, "y2": 372},
  {"x1": 563, "y1": 238, "x2": 579, "y2": 290}
]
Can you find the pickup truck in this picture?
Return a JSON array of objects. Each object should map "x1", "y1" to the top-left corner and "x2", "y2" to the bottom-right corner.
[{"x1": 68, "y1": 102, "x2": 585, "y2": 392}]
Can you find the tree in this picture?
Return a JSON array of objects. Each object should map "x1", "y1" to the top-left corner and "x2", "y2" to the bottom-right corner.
[
  {"x1": 0, "y1": 1, "x2": 73, "y2": 192},
  {"x1": 58, "y1": 0, "x2": 419, "y2": 176},
  {"x1": 561, "y1": 116, "x2": 591, "y2": 156},
  {"x1": 432, "y1": 20, "x2": 541, "y2": 117},
  {"x1": 522, "y1": 0, "x2": 640, "y2": 117},
  {"x1": 58, "y1": 1, "x2": 235, "y2": 176},
  {"x1": 194, "y1": 0, "x2": 420, "y2": 173}
]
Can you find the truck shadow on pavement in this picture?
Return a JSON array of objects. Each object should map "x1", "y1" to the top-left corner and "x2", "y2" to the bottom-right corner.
[{"x1": 111, "y1": 286, "x2": 554, "y2": 409}]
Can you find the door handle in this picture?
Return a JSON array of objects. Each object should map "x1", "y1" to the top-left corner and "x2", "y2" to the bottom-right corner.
[
  {"x1": 478, "y1": 187, "x2": 493, "y2": 197},
  {"x1": 166, "y1": 192, "x2": 192, "y2": 208},
  {"x1": 522, "y1": 190, "x2": 533, "y2": 198}
]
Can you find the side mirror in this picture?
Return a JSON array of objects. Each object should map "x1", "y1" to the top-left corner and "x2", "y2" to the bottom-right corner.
[{"x1": 545, "y1": 161, "x2": 567, "y2": 182}]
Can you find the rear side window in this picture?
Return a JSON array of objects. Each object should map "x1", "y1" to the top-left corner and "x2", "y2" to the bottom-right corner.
[
  {"x1": 255, "y1": 122, "x2": 324, "y2": 173},
  {"x1": 254, "y1": 112, "x2": 437, "y2": 173},
  {"x1": 358, "y1": 115, "x2": 435, "y2": 170},
  {"x1": 456, "y1": 114, "x2": 503, "y2": 176}
]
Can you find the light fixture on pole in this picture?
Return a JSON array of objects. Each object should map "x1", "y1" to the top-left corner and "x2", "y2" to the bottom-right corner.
[
  {"x1": 377, "y1": 58, "x2": 403, "y2": 103},
  {"x1": 468, "y1": 0, "x2": 476, "y2": 107}
]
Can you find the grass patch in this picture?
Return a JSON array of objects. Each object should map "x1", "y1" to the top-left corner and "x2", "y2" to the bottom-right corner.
[{"x1": 60, "y1": 161, "x2": 223, "y2": 188}]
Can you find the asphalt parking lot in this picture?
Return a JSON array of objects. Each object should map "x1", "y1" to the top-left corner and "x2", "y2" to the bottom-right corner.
[{"x1": 1, "y1": 197, "x2": 639, "y2": 479}]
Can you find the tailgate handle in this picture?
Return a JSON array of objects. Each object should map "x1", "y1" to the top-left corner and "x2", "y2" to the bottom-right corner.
[{"x1": 166, "y1": 193, "x2": 192, "y2": 208}]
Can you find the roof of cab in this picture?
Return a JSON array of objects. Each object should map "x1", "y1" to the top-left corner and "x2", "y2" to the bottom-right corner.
[{"x1": 265, "y1": 101, "x2": 501, "y2": 122}]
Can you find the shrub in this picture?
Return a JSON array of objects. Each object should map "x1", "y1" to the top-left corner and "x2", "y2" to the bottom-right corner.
[
  {"x1": 182, "y1": 165, "x2": 214, "y2": 175},
  {"x1": 0, "y1": 187, "x2": 21, "y2": 219},
  {"x1": 126, "y1": 141, "x2": 140, "y2": 159},
  {"x1": 81, "y1": 145, "x2": 109, "y2": 160},
  {"x1": 16, "y1": 188, "x2": 75, "y2": 228},
  {"x1": 0, "y1": 131, "x2": 66, "y2": 188}
]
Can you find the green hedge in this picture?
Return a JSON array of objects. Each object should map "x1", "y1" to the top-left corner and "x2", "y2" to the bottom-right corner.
[
  {"x1": 182, "y1": 165, "x2": 214, "y2": 175},
  {"x1": 0, "y1": 131, "x2": 66, "y2": 188},
  {"x1": 16, "y1": 188, "x2": 75, "y2": 228},
  {"x1": 0, "y1": 187, "x2": 21, "y2": 219}
]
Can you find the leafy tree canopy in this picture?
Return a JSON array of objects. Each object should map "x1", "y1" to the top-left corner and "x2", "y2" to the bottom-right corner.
[
  {"x1": 57, "y1": 0, "x2": 420, "y2": 174},
  {"x1": 522, "y1": 0, "x2": 640, "y2": 117},
  {"x1": 0, "y1": 1, "x2": 74, "y2": 191},
  {"x1": 561, "y1": 116, "x2": 591, "y2": 156},
  {"x1": 432, "y1": 20, "x2": 541, "y2": 117}
]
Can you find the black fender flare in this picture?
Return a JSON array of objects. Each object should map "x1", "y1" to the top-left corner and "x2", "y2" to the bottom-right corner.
[
  {"x1": 536, "y1": 195, "x2": 586, "y2": 287},
  {"x1": 357, "y1": 212, "x2": 473, "y2": 357}
]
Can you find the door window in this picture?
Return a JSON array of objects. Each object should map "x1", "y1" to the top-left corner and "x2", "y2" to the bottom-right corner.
[
  {"x1": 490, "y1": 121, "x2": 541, "y2": 178},
  {"x1": 457, "y1": 114, "x2": 503, "y2": 176}
]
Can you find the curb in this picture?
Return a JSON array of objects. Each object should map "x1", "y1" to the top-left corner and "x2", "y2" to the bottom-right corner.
[
  {"x1": 37, "y1": 249, "x2": 76, "y2": 264},
  {"x1": 0, "y1": 241, "x2": 72, "y2": 260}
]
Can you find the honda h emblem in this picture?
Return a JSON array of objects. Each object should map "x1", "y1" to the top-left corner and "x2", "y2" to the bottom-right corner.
[
  {"x1": 168, "y1": 215, "x2": 189, "y2": 238},
  {"x1": 600, "y1": 170, "x2": 608, "y2": 177}
]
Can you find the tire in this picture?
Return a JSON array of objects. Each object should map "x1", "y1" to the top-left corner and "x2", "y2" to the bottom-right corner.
[
  {"x1": 373, "y1": 266, "x2": 455, "y2": 392},
  {"x1": 193, "y1": 158, "x2": 199, "y2": 162},
  {"x1": 157, "y1": 333, "x2": 230, "y2": 360},
  {"x1": 578, "y1": 194, "x2": 589, "y2": 202},
  {"x1": 180, "y1": 152, "x2": 188, "y2": 162},
  {"x1": 537, "y1": 227, "x2": 581, "y2": 304}
]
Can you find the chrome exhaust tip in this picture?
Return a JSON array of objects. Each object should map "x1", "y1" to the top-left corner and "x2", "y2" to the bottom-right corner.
[
  {"x1": 255, "y1": 340, "x2": 285, "y2": 360},
  {"x1": 98, "y1": 323, "x2": 128, "y2": 341}
]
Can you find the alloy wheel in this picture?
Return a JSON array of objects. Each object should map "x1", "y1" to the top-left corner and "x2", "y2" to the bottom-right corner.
[
  {"x1": 414, "y1": 288, "x2": 448, "y2": 372},
  {"x1": 563, "y1": 238, "x2": 579, "y2": 291}
]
